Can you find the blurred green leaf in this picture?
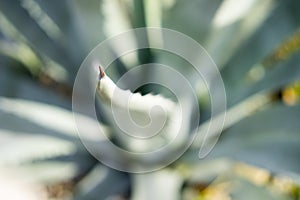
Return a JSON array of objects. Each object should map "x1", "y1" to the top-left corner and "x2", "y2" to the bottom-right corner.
[
  {"x1": 0, "y1": 65, "x2": 71, "y2": 108},
  {"x1": 19, "y1": 162, "x2": 79, "y2": 183},
  {"x1": 0, "y1": 0, "x2": 75, "y2": 75},
  {"x1": 33, "y1": 0, "x2": 86, "y2": 65},
  {"x1": 69, "y1": 0, "x2": 106, "y2": 52},
  {"x1": 74, "y1": 165, "x2": 130, "y2": 200},
  {"x1": 132, "y1": 169, "x2": 182, "y2": 200},
  {"x1": 221, "y1": 0, "x2": 300, "y2": 87},
  {"x1": 163, "y1": 0, "x2": 222, "y2": 43},
  {"x1": 0, "y1": 97, "x2": 112, "y2": 163},
  {"x1": 229, "y1": 53, "x2": 300, "y2": 105},
  {"x1": 210, "y1": 103, "x2": 300, "y2": 177},
  {"x1": 231, "y1": 178, "x2": 292, "y2": 200}
]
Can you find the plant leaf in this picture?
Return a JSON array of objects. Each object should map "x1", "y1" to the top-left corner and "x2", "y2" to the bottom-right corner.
[
  {"x1": 209, "y1": 103, "x2": 300, "y2": 177},
  {"x1": 0, "y1": 0, "x2": 75, "y2": 74},
  {"x1": 221, "y1": 0, "x2": 300, "y2": 86},
  {"x1": 74, "y1": 165, "x2": 130, "y2": 200}
]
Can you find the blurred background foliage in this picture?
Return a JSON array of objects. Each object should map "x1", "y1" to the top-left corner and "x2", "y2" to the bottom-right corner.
[{"x1": 0, "y1": 0, "x2": 300, "y2": 199}]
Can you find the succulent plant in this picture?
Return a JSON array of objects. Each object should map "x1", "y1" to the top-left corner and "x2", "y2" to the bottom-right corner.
[{"x1": 0, "y1": 0, "x2": 300, "y2": 199}]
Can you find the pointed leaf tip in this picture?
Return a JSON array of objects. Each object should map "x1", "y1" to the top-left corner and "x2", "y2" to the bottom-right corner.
[{"x1": 99, "y1": 66, "x2": 105, "y2": 78}]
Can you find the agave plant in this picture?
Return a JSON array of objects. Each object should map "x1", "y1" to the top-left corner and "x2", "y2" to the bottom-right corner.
[{"x1": 0, "y1": 0, "x2": 300, "y2": 199}]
